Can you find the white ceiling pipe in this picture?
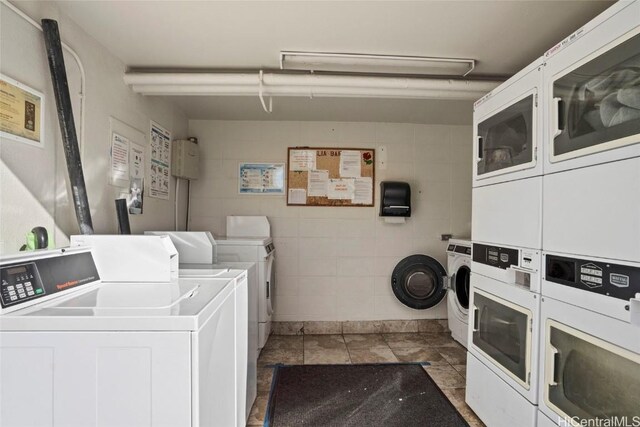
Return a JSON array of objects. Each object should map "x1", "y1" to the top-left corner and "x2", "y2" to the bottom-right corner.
[
  {"x1": 125, "y1": 72, "x2": 501, "y2": 101},
  {"x1": 130, "y1": 84, "x2": 492, "y2": 100},
  {"x1": 124, "y1": 73, "x2": 257, "y2": 86},
  {"x1": 125, "y1": 72, "x2": 498, "y2": 92}
]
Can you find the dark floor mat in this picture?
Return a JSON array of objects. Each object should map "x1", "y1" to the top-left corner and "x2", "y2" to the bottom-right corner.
[{"x1": 264, "y1": 364, "x2": 469, "y2": 427}]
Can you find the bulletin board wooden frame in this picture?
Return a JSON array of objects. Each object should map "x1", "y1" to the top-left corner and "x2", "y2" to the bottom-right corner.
[{"x1": 286, "y1": 147, "x2": 375, "y2": 207}]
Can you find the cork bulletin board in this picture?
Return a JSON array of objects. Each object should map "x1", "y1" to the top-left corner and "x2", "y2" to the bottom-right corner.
[{"x1": 286, "y1": 147, "x2": 375, "y2": 207}]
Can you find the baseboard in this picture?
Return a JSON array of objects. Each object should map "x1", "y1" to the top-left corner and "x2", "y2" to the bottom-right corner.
[{"x1": 271, "y1": 319, "x2": 450, "y2": 335}]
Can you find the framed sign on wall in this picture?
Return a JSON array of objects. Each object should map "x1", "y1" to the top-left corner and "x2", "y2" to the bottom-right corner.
[
  {"x1": 239, "y1": 162, "x2": 286, "y2": 194},
  {"x1": 0, "y1": 74, "x2": 45, "y2": 148}
]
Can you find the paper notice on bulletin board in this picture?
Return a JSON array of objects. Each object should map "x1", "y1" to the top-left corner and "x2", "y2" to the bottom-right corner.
[
  {"x1": 149, "y1": 121, "x2": 171, "y2": 200},
  {"x1": 290, "y1": 149, "x2": 316, "y2": 171},
  {"x1": 327, "y1": 178, "x2": 355, "y2": 200},
  {"x1": 340, "y1": 150, "x2": 362, "y2": 177},
  {"x1": 308, "y1": 170, "x2": 329, "y2": 197},
  {"x1": 353, "y1": 177, "x2": 373, "y2": 205}
]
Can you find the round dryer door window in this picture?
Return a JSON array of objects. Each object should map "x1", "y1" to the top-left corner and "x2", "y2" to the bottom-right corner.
[
  {"x1": 391, "y1": 255, "x2": 447, "y2": 309},
  {"x1": 454, "y1": 265, "x2": 471, "y2": 310}
]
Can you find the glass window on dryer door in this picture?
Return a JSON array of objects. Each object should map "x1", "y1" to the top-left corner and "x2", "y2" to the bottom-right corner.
[
  {"x1": 544, "y1": 320, "x2": 640, "y2": 421},
  {"x1": 477, "y1": 94, "x2": 535, "y2": 177},
  {"x1": 551, "y1": 31, "x2": 640, "y2": 161}
]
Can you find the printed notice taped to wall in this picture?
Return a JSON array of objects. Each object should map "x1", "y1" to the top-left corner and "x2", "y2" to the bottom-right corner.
[
  {"x1": 0, "y1": 74, "x2": 44, "y2": 148},
  {"x1": 110, "y1": 133, "x2": 130, "y2": 187},
  {"x1": 128, "y1": 143, "x2": 145, "y2": 214},
  {"x1": 149, "y1": 121, "x2": 171, "y2": 200}
]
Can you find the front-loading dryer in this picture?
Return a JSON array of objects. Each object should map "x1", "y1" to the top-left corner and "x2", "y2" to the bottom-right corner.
[
  {"x1": 472, "y1": 57, "x2": 544, "y2": 250},
  {"x1": 446, "y1": 239, "x2": 472, "y2": 348},
  {"x1": 537, "y1": 296, "x2": 640, "y2": 426},
  {"x1": 542, "y1": 0, "x2": 640, "y2": 262},
  {"x1": 466, "y1": 242, "x2": 542, "y2": 427}
]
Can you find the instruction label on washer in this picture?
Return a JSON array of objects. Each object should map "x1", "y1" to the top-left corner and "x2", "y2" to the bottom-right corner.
[{"x1": 580, "y1": 263, "x2": 603, "y2": 288}]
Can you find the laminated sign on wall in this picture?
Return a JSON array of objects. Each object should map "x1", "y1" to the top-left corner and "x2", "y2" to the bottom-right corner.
[
  {"x1": 0, "y1": 74, "x2": 44, "y2": 148},
  {"x1": 239, "y1": 163, "x2": 285, "y2": 194},
  {"x1": 149, "y1": 121, "x2": 171, "y2": 200},
  {"x1": 287, "y1": 147, "x2": 375, "y2": 207}
]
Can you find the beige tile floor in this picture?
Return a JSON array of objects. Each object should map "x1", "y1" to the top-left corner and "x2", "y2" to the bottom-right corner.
[{"x1": 247, "y1": 333, "x2": 485, "y2": 426}]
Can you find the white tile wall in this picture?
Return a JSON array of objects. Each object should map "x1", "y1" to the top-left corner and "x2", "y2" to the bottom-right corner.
[{"x1": 188, "y1": 120, "x2": 472, "y2": 321}]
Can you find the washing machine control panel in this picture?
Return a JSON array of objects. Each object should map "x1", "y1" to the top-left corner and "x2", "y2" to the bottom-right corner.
[
  {"x1": 0, "y1": 250, "x2": 101, "y2": 313},
  {"x1": 1, "y1": 263, "x2": 45, "y2": 306},
  {"x1": 546, "y1": 254, "x2": 640, "y2": 301},
  {"x1": 447, "y1": 244, "x2": 471, "y2": 256},
  {"x1": 473, "y1": 243, "x2": 520, "y2": 270}
]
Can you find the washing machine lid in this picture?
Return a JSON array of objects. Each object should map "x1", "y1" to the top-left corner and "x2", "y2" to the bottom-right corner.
[
  {"x1": 0, "y1": 277, "x2": 235, "y2": 332},
  {"x1": 179, "y1": 263, "x2": 251, "y2": 280},
  {"x1": 215, "y1": 236, "x2": 272, "y2": 246}
]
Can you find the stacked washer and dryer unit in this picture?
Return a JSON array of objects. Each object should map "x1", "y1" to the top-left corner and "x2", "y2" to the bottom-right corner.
[
  {"x1": 467, "y1": 55, "x2": 545, "y2": 427},
  {"x1": 538, "y1": 2, "x2": 640, "y2": 425},
  {"x1": 468, "y1": 2, "x2": 640, "y2": 426}
]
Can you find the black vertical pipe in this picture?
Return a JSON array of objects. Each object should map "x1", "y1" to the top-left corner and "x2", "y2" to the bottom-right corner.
[
  {"x1": 42, "y1": 19, "x2": 94, "y2": 234},
  {"x1": 115, "y1": 199, "x2": 131, "y2": 235}
]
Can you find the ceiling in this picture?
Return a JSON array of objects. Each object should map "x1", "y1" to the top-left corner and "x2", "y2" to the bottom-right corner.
[
  {"x1": 52, "y1": 0, "x2": 614, "y2": 122},
  {"x1": 170, "y1": 96, "x2": 473, "y2": 125}
]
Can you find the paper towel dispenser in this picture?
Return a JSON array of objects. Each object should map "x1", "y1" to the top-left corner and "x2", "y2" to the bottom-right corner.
[{"x1": 380, "y1": 181, "x2": 411, "y2": 217}]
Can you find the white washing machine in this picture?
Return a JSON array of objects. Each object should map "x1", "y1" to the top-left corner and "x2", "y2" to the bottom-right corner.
[
  {"x1": 446, "y1": 238, "x2": 472, "y2": 348},
  {"x1": 217, "y1": 216, "x2": 275, "y2": 351},
  {"x1": 542, "y1": 0, "x2": 640, "y2": 262},
  {"x1": 0, "y1": 246, "x2": 247, "y2": 427},
  {"x1": 466, "y1": 243, "x2": 542, "y2": 427},
  {"x1": 472, "y1": 56, "x2": 544, "y2": 250},
  {"x1": 145, "y1": 231, "x2": 259, "y2": 421}
]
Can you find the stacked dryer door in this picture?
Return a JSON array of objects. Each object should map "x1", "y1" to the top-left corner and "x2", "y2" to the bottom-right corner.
[
  {"x1": 538, "y1": 3, "x2": 640, "y2": 424},
  {"x1": 543, "y1": 0, "x2": 640, "y2": 264},
  {"x1": 468, "y1": 57, "x2": 545, "y2": 427},
  {"x1": 446, "y1": 239, "x2": 472, "y2": 348},
  {"x1": 472, "y1": 59, "x2": 544, "y2": 250}
]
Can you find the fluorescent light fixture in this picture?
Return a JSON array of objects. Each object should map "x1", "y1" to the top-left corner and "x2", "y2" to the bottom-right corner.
[{"x1": 280, "y1": 51, "x2": 475, "y2": 77}]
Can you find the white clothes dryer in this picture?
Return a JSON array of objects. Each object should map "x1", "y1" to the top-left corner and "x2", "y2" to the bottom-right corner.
[
  {"x1": 467, "y1": 243, "x2": 542, "y2": 427},
  {"x1": 472, "y1": 57, "x2": 544, "y2": 250},
  {"x1": 446, "y1": 239, "x2": 472, "y2": 348},
  {"x1": 537, "y1": 296, "x2": 640, "y2": 425},
  {"x1": 542, "y1": 0, "x2": 640, "y2": 262}
]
